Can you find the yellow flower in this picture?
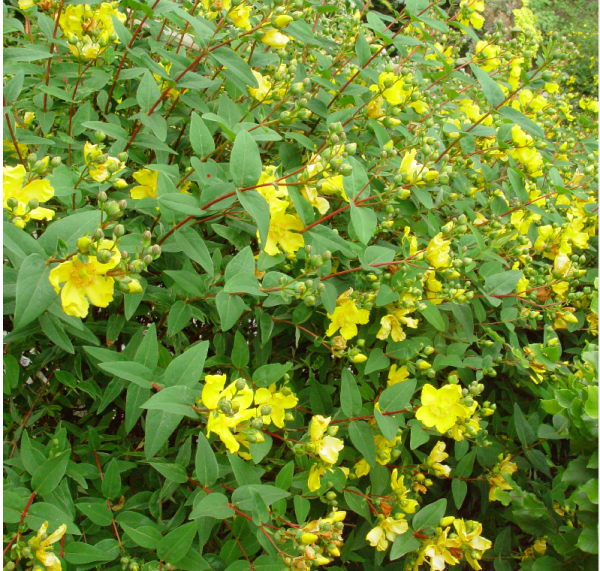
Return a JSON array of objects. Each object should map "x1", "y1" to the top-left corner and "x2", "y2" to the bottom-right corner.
[
  {"x1": 202, "y1": 0, "x2": 231, "y2": 18},
  {"x1": 388, "y1": 364, "x2": 409, "y2": 386},
  {"x1": 49, "y1": 240, "x2": 121, "y2": 318},
  {"x1": 307, "y1": 416, "x2": 344, "y2": 491},
  {"x1": 488, "y1": 456, "x2": 517, "y2": 501},
  {"x1": 263, "y1": 210, "x2": 304, "y2": 256},
  {"x1": 30, "y1": 521, "x2": 67, "y2": 571},
  {"x1": 201, "y1": 374, "x2": 228, "y2": 409},
  {"x1": 3, "y1": 164, "x2": 55, "y2": 224},
  {"x1": 374, "y1": 434, "x2": 401, "y2": 465},
  {"x1": 83, "y1": 142, "x2": 124, "y2": 182},
  {"x1": 376, "y1": 309, "x2": 419, "y2": 342},
  {"x1": 427, "y1": 441, "x2": 451, "y2": 477},
  {"x1": 18, "y1": 0, "x2": 36, "y2": 8},
  {"x1": 261, "y1": 29, "x2": 290, "y2": 49},
  {"x1": 423, "y1": 526, "x2": 462, "y2": 570},
  {"x1": 326, "y1": 293, "x2": 370, "y2": 340},
  {"x1": 390, "y1": 469, "x2": 419, "y2": 513},
  {"x1": 458, "y1": 0, "x2": 485, "y2": 30},
  {"x1": 354, "y1": 458, "x2": 371, "y2": 478},
  {"x1": 131, "y1": 168, "x2": 159, "y2": 199},
  {"x1": 426, "y1": 233, "x2": 451, "y2": 268},
  {"x1": 475, "y1": 41, "x2": 501, "y2": 72},
  {"x1": 416, "y1": 384, "x2": 470, "y2": 434},
  {"x1": 206, "y1": 408, "x2": 256, "y2": 453},
  {"x1": 366, "y1": 516, "x2": 408, "y2": 551},
  {"x1": 254, "y1": 384, "x2": 298, "y2": 428},
  {"x1": 230, "y1": 5, "x2": 251, "y2": 30},
  {"x1": 510, "y1": 125, "x2": 543, "y2": 176},
  {"x1": 249, "y1": 71, "x2": 274, "y2": 103},
  {"x1": 453, "y1": 519, "x2": 492, "y2": 571},
  {"x1": 367, "y1": 96, "x2": 384, "y2": 119}
]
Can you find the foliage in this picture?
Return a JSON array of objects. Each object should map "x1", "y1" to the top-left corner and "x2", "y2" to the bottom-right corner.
[
  {"x1": 2, "y1": 0, "x2": 599, "y2": 570},
  {"x1": 527, "y1": 0, "x2": 599, "y2": 97}
]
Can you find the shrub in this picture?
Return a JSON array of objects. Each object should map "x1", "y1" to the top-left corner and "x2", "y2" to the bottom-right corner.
[{"x1": 3, "y1": 0, "x2": 598, "y2": 570}]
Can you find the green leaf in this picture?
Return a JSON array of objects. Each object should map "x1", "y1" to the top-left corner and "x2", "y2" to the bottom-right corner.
[
  {"x1": 343, "y1": 157, "x2": 370, "y2": 200},
  {"x1": 470, "y1": 64, "x2": 505, "y2": 109},
  {"x1": 190, "y1": 112, "x2": 216, "y2": 157},
  {"x1": 174, "y1": 227, "x2": 214, "y2": 276},
  {"x1": 450, "y1": 303, "x2": 474, "y2": 343},
  {"x1": 190, "y1": 493, "x2": 234, "y2": 519},
  {"x1": 577, "y1": 526, "x2": 598, "y2": 554},
  {"x1": 484, "y1": 270, "x2": 523, "y2": 296},
  {"x1": 350, "y1": 204, "x2": 377, "y2": 244},
  {"x1": 513, "y1": 403, "x2": 535, "y2": 448},
  {"x1": 141, "y1": 387, "x2": 198, "y2": 418},
  {"x1": 41, "y1": 210, "x2": 101, "y2": 254},
  {"x1": 14, "y1": 254, "x2": 57, "y2": 329},
  {"x1": 452, "y1": 479, "x2": 467, "y2": 509},
  {"x1": 355, "y1": 32, "x2": 371, "y2": 66},
  {"x1": 232, "y1": 485, "x2": 290, "y2": 512},
  {"x1": 77, "y1": 501, "x2": 113, "y2": 527},
  {"x1": 211, "y1": 47, "x2": 259, "y2": 88},
  {"x1": 250, "y1": 487, "x2": 271, "y2": 524},
  {"x1": 136, "y1": 71, "x2": 162, "y2": 113},
  {"x1": 164, "y1": 341, "x2": 209, "y2": 388},
  {"x1": 419, "y1": 300, "x2": 445, "y2": 332},
  {"x1": 349, "y1": 421, "x2": 376, "y2": 468},
  {"x1": 167, "y1": 300, "x2": 193, "y2": 336},
  {"x1": 252, "y1": 362, "x2": 293, "y2": 388},
  {"x1": 341, "y1": 369, "x2": 362, "y2": 417},
  {"x1": 98, "y1": 361, "x2": 153, "y2": 389},
  {"x1": 497, "y1": 106, "x2": 545, "y2": 139},
  {"x1": 102, "y1": 458, "x2": 121, "y2": 500},
  {"x1": 378, "y1": 379, "x2": 416, "y2": 413},
  {"x1": 149, "y1": 461, "x2": 189, "y2": 483},
  {"x1": 32, "y1": 451, "x2": 70, "y2": 496},
  {"x1": 237, "y1": 189, "x2": 270, "y2": 247},
  {"x1": 39, "y1": 313, "x2": 74, "y2": 354},
  {"x1": 120, "y1": 522, "x2": 163, "y2": 549},
  {"x1": 374, "y1": 409, "x2": 400, "y2": 441},
  {"x1": 144, "y1": 409, "x2": 183, "y2": 460},
  {"x1": 216, "y1": 291, "x2": 248, "y2": 332},
  {"x1": 412, "y1": 498, "x2": 447, "y2": 531},
  {"x1": 64, "y1": 541, "x2": 118, "y2": 564},
  {"x1": 230, "y1": 131, "x2": 262, "y2": 189},
  {"x1": 390, "y1": 532, "x2": 421, "y2": 561},
  {"x1": 157, "y1": 521, "x2": 198, "y2": 564},
  {"x1": 196, "y1": 432, "x2": 218, "y2": 487},
  {"x1": 232, "y1": 330, "x2": 250, "y2": 369}
]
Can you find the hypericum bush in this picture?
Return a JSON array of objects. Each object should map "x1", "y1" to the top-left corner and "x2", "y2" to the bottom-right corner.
[{"x1": 3, "y1": 0, "x2": 598, "y2": 570}]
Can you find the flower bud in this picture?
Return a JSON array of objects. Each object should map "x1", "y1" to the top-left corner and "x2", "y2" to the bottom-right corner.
[
  {"x1": 93, "y1": 228, "x2": 105, "y2": 241},
  {"x1": 97, "y1": 191, "x2": 108, "y2": 203},
  {"x1": 301, "y1": 533, "x2": 319, "y2": 545},
  {"x1": 27, "y1": 153, "x2": 38, "y2": 165},
  {"x1": 118, "y1": 199, "x2": 127, "y2": 211},
  {"x1": 95, "y1": 130, "x2": 106, "y2": 143},
  {"x1": 261, "y1": 405, "x2": 272, "y2": 416},
  {"x1": 127, "y1": 279, "x2": 143, "y2": 294},
  {"x1": 274, "y1": 14, "x2": 293, "y2": 27},
  {"x1": 97, "y1": 249, "x2": 113, "y2": 264},
  {"x1": 112, "y1": 224, "x2": 125, "y2": 238},
  {"x1": 51, "y1": 156, "x2": 62, "y2": 168},
  {"x1": 118, "y1": 152, "x2": 128, "y2": 163},
  {"x1": 77, "y1": 236, "x2": 92, "y2": 253},
  {"x1": 351, "y1": 353, "x2": 367, "y2": 364},
  {"x1": 113, "y1": 178, "x2": 128, "y2": 189}
]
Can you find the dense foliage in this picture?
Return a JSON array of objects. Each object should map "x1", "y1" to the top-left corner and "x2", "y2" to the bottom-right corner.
[{"x1": 3, "y1": 0, "x2": 598, "y2": 570}]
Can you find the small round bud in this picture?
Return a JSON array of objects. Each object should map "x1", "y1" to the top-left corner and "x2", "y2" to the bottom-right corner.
[
  {"x1": 95, "y1": 130, "x2": 106, "y2": 143},
  {"x1": 51, "y1": 156, "x2": 62, "y2": 168},
  {"x1": 112, "y1": 224, "x2": 125, "y2": 238}
]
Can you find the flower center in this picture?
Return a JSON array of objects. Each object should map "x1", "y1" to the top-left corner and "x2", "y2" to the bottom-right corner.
[
  {"x1": 71, "y1": 263, "x2": 96, "y2": 288},
  {"x1": 429, "y1": 399, "x2": 451, "y2": 418}
]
